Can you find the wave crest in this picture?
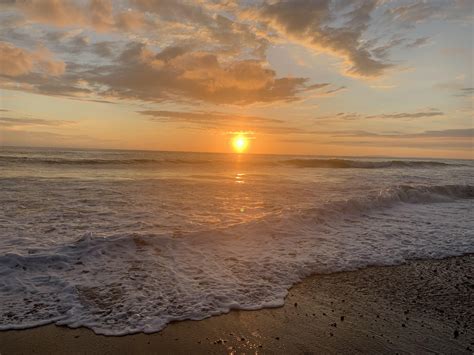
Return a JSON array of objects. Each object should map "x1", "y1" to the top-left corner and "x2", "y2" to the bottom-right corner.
[{"x1": 282, "y1": 159, "x2": 461, "y2": 169}]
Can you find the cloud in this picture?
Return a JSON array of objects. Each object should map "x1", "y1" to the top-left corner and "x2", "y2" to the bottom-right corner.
[
  {"x1": 455, "y1": 88, "x2": 474, "y2": 97},
  {"x1": 139, "y1": 109, "x2": 309, "y2": 135},
  {"x1": 0, "y1": 128, "x2": 106, "y2": 148},
  {"x1": 250, "y1": 0, "x2": 393, "y2": 77},
  {"x1": 318, "y1": 127, "x2": 473, "y2": 152},
  {"x1": 365, "y1": 110, "x2": 444, "y2": 120},
  {"x1": 131, "y1": 0, "x2": 210, "y2": 25},
  {"x1": 9, "y1": 0, "x2": 145, "y2": 32},
  {"x1": 328, "y1": 128, "x2": 473, "y2": 139},
  {"x1": 1, "y1": 41, "x2": 328, "y2": 105},
  {"x1": 322, "y1": 86, "x2": 346, "y2": 96},
  {"x1": 114, "y1": 10, "x2": 145, "y2": 31},
  {"x1": 316, "y1": 109, "x2": 445, "y2": 121},
  {"x1": 0, "y1": 41, "x2": 65, "y2": 77},
  {"x1": 409, "y1": 128, "x2": 474, "y2": 138},
  {"x1": 15, "y1": 0, "x2": 84, "y2": 27},
  {"x1": 323, "y1": 139, "x2": 472, "y2": 151},
  {"x1": 91, "y1": 41, "x2": 116, "y2": 58},
  {"x1": 7, "y1": 0, "x2": 264, "y2": 57},
  {"x1": 85, "y1": 43, "x2": 327, "y2": 105},
  {"x1": 139, "y1": 110, "x2": 283, "y2": 124},
  {"x1": 405, "y1": 37, "x2": 430, "y2": 48},
  {"x1": 385, "y1": 0, "x2": 473, "y2": 24},
  {"x1": 1, "y1": 0, "x2": 469, "y2": 109},
  {"x1": 0, "y1": 116, "x2": 74, "y2": 127}
]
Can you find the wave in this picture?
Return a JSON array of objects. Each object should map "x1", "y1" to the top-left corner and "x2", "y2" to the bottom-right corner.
[
  {"x1": 0, "y1": 155, "x2": 466, "y2": 169},
  {"x1": 0, "y1": 184, "x2": 472, "y2": 335},
  {"x1": 314, "y1": 184, "x2": 474, "y2": 216},
  {"x1": 0, "y1": 156, "x2": 211, "y2": 166},
  {"x1": 281, "y1": 158, "x2": 461, "y2": 169}
]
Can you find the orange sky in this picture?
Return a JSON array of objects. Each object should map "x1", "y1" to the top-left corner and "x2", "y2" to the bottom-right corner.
[{"x1": 0, "y1": 0, "x2": 472, "y2": 158}]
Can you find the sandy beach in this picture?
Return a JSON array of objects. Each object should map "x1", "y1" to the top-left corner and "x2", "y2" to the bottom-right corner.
[{"x1": 1, "y1": 254, "x2": 472, "y2": 354}]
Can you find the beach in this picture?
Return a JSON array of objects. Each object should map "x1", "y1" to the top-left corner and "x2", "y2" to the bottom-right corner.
[
  {"x1": 1, "y1": 149, "x2": 472, "y2": 352},
  {"x1": 1, "y1": 0, "x2": 473, "y2": 352},
  {"x1": 1, "y1": 255, "x2": 472, "y2": 354}
]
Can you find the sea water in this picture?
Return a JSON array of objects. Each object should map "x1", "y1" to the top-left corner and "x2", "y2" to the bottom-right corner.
[{"x1": 0, "y1": 147, "x2": 472, "y2": 335}]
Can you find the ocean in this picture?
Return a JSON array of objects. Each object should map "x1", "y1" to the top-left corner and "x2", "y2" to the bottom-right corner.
[{"x1": 0, "y1": 147, "x2": 472, "y2": 335}]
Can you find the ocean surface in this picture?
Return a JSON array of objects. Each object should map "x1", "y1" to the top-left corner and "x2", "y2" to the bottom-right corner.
[{"x1": 0, "y1": 147, "x2": 473, "y2": 335}]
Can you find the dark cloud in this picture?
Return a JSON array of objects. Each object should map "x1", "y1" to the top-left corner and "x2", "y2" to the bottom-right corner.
[
  {"x1": 91, "y1": 41, "x2": 115, "y2": 58},
  {"x1": 322, "y1": 86, "x2": 346, "y2": 95},
  {"x1": 253, "y1": 0, "x2": 393, "y2": 77},
  {"x1": 365, "y1": 111, "x2": 444, "y2": 120},
  {"x1": 410, "y1": 128, "x2": 474, "y2": 138},
  {"x1": 405, "y1": 37, "x2": 430, "y2": 48}
]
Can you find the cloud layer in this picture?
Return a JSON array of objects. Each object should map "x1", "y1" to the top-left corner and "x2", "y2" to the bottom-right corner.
[
  {"x1": 0, "y1": 41, "x2": 64, "y2": 77},
  {"x1": 3, "y1": 0, "x2": 463, "y2": 106}
]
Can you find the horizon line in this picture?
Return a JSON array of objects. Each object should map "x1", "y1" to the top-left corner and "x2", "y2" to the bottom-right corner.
[{"x1": 1, "y1": 145, "x2": 472, "y2": 162}]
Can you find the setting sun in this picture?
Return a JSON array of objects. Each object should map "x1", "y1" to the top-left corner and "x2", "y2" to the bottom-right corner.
[
  {"x1": 0, "y1": 1, "x2": 472, "y2": 353},
  {"x1": 232, "y1": 135, "x2": 249, "y2": 153}
]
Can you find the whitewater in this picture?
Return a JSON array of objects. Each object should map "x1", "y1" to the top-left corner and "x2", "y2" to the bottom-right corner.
[{"x1": 0, "y1": 147, "x2": 472, "y2": 335}]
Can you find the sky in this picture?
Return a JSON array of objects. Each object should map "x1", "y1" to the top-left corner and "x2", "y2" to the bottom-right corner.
[{"x1": 0, "y1": 0, "x2": 472, "y2": 158}]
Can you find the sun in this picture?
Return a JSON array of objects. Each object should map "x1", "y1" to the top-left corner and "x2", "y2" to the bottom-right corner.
[{"x1": 232, "y1": 134, "x2": 249, "y2": 153}]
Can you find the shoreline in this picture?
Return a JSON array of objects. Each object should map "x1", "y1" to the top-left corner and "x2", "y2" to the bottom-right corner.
[{"x1": 1, "y1": 255, "x2": 472, "y2": 354}]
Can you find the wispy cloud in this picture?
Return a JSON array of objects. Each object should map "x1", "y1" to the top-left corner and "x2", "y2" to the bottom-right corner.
[
  {"x1": 405, "y1": 36, "x2": 431, "y2": 48},
  {"x1": 316, "y1": 109, "x2": 444, "y2": 121},
  {"x1": 385, "y1": 1, "x2": 473, "y2": 24},
  {"x1": 0, "y1": 128, "x2": 111, "y2": 148},
  {"x1": 0, "y1": 116, "x2": 75, "y2": 127},
  {"x1": 455, "y1": 88, "x2": 474, "y2": 97},
  {"x1": 328, "y1": 128, "x2": 473, "y2": 139},
  {"x1": 139, "y1": 109, "x2": 309, "y2": 135}
]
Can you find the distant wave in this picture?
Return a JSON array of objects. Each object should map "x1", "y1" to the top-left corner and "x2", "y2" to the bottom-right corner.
[
  {"x1": 281, "y1": 158, "x2": 461, "y2": 169},
  {"x1": 0, "y1": 155, "x2": 465, "y2": 169},
  {"x1": 0, "y1": 156, "x2": 210, "y2": 166}
]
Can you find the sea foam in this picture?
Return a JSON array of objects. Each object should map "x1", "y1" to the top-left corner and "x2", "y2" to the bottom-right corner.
[{"x1": 1, "y1": 184, "x2": 472, "y2": 335}]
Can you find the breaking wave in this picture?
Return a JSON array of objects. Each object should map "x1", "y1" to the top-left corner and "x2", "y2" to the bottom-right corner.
[
  {"x1": 0, "y1": 156, "x2": 210, "y2": 166},
  {"x1": 281, "y1": 158, "x2": 462, "y2": 169},
  {"x1": 0, "y1": 184, "x2": 472, "y2": 335},
  {"x1": 0, "y1": 154, "x2": 465, "y2": 169}
]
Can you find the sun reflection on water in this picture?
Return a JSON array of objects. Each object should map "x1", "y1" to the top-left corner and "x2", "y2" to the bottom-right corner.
[{"x1": 235, "y1": 173, "x2": 245, "y2": 184}]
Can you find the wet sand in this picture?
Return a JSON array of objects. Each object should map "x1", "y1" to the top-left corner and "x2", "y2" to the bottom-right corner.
[{"x1": 1, "y1": 255, "x2": 472, "y2": 354}]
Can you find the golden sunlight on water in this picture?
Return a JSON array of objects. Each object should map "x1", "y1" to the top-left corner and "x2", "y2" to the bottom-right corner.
[{"x1": 235, "y1": 173, "x2": 245, "y2": 184}]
